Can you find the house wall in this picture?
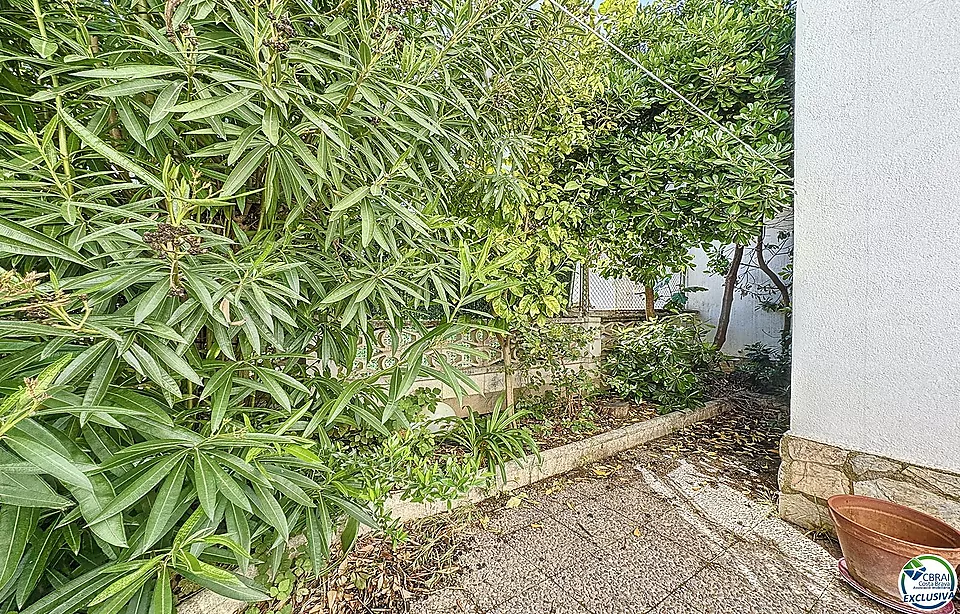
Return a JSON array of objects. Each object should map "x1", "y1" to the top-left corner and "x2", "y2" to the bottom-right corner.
[{"x1": 788, "y1": 0, "x2": 960, "y2": 483}]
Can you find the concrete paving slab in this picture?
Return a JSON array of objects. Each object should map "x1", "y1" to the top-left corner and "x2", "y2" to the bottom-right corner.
[
  {"x1": 501, "y1": 516, "x2": 601, "y2": 575},
  {"x1": 487, "y1": 579, "x2": 589, "y2": 614}
]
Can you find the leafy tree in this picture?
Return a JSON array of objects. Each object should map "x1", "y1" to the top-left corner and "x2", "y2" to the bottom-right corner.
[
  {"x1": 446, "y1": 0, "x2": 607, "y2": 326},
  {"x1": 0, "y1": 0, "x2": 561, "y2": 610},
  {"x1": 579, "y1": 0, "x2": 794, "y2": 341}
]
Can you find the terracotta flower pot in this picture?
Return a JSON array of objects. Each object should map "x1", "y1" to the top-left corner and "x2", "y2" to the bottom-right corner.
[{"x1": 828, "y1": 494, "x2": 960, "y2": 604}]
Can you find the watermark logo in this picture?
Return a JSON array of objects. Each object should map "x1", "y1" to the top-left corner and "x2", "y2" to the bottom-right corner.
[{"x1": 899, "y1": 555, "x2": 957, "y2": 611}]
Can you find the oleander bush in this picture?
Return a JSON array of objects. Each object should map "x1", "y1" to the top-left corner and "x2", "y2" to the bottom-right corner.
[{"x1": 0, "y1": 0, "x2": 568, "y2": 610}]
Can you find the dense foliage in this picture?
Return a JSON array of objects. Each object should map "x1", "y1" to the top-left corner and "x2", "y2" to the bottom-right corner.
[
  {"x1": 513, "y1": 320, "x2": 596, "y2": 415},
  {"x1": 576, "y1": 0, "x2": 795, "y2": 317},
  {"x1": 603, "y1": 316, "x2": 717, "y2": 414},
  {"x1": 0, "y1": 0, "x2": 567, "y2": 610}
]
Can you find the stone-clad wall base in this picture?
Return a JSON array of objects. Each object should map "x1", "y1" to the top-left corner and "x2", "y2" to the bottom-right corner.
[{"x1": 778, "y1": 434, "x2": 960, "y2": 532}]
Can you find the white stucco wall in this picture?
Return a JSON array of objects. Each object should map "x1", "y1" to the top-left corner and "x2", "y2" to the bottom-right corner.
[{"x1": 791, "y1": 0, "x2": 960, "y2": 472}]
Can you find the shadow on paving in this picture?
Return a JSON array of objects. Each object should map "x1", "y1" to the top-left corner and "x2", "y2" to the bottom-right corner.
[{"x1": 412, "y1": 399, "x2": 885, "y2": 614}]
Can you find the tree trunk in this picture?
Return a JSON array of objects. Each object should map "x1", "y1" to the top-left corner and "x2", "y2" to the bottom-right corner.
[
  {"x1": 755, "y1": 230, "x2": 792, "y2": 335},
  {"x1": 643, "y1": 285, "x2": 656, "y2": 320},
  {"x1": 713, "y1": 244, "x2": 744, "y2": 349}
]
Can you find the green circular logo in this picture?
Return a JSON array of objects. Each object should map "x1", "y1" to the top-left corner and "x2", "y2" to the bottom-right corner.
[{"x1": 899, "y1": 554, "x2": 957, "y2": 611}]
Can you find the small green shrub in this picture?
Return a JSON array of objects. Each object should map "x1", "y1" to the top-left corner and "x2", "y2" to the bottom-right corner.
[
  {"x1": 603, "y1": 316, "x2": 717, "y2": 414},
  {"x1": 442, "y1": 405, "x2": 538, "y2": 480},
  {"x1": 731, "y1": 333, "x2": 792, "y2": 397}
]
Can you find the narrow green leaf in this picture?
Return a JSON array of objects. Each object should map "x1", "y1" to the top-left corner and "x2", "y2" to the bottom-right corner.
[
  {"x1": 262, "y1": 105, "x2": 279, "y2": 146},
  {"x1": 220, "y1": 144, "x2": 269, "y2": 196},
  {"x1": 74, "y1": 66, "x2": 181, "y2": 79},
  {"x1": 4, "y1": 430, "x2": 93, "y2": 491},
  {"x1": 139, "y1": 459, "x2": 186, "y2": 553},
  {"x1": 0, "y1": 505, "x2": 39, "y2": 588},
  {"x1": 30, "y1": 37, "x2": 58, "y2": 58},
  {"x1": 142, "y1": 338, "x2": 202, "y2": 385},
  {"x1": 83, "y1": 350, "x2": 119, "y2": 408},
  {"x1": 0, "y1": 472, "x2": 71, "y2": 509},
  {"x1": 251, "y1": 483, "x2": 288, "y2": 540},
  {"x1": 194, "y1": 453, "x2": 218, "y2": 520},
  {"x1": 180, "y1": 91, "x2": 254, "y2": 121},
  {"x1": 89, "y1": 454, "x2": 184, "y2": 524},
  {"x1": 305, "y1": 504, "x2": 329, "y2": 576},
  {"x1": 15, "y1": 525, "x2": 60, "y2": 608},
  {"x1": 90, "y1": 78, "x2": 168, "y2": 98},
  {"x1": 331, "y1": 185, "x2": 369, "y2": 213},
  {"x1": 89, "y1": 557, "x2": 160, "y2": 606},
  {"x1": 150, "y1": 567, "x2": 172, "y2": 614},
  {"x1": 60, "y1": 109, "x2": 164, "y2": 191},
  {"x1": 175, "y1": 564, "x2": 268, "y2": 602},
  {"x1": 224, "y1": 504, "x2": 250, "y2": 569},
  {"x1": 208, "y1": 459, "x2": 251, "y2": 512},
  {"x1": 0, "y1": 218, "x2": 88, "y2": 265},
  {"x1": 134, "y1": 279, "x2": 170, "y2": 325}
]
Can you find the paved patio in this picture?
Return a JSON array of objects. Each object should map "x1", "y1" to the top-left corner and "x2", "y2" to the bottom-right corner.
[{"x1": 413, "y1": 447, "x2": 889, "y2": 614}]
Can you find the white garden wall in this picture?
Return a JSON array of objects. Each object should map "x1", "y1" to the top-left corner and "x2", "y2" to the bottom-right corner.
[
  {"x1": 683, "y1": 218, "x2": 792, "y2": 354},
  {"x1": 790, "y1": 0, "x2": 960, "y2": 473}
]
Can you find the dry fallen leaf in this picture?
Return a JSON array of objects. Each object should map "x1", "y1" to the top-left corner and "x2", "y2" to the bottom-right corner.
[
  {"x1": 633, "y1": 527, "x2": 642, "y2": 537},
  {"x1": 505, "y1": 496, "x2": 524, "y2": 509}
]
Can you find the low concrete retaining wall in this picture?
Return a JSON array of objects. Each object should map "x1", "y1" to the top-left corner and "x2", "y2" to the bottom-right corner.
[
  {"x1": 180, "y1": 401, "x2": 722, "y2": 614},
  {"x1": 778, "y1": 433, "x2": 960, "y2": 533},
  {"x1": 389, "y1": 400, "x2": 722, "y2": 521}
]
